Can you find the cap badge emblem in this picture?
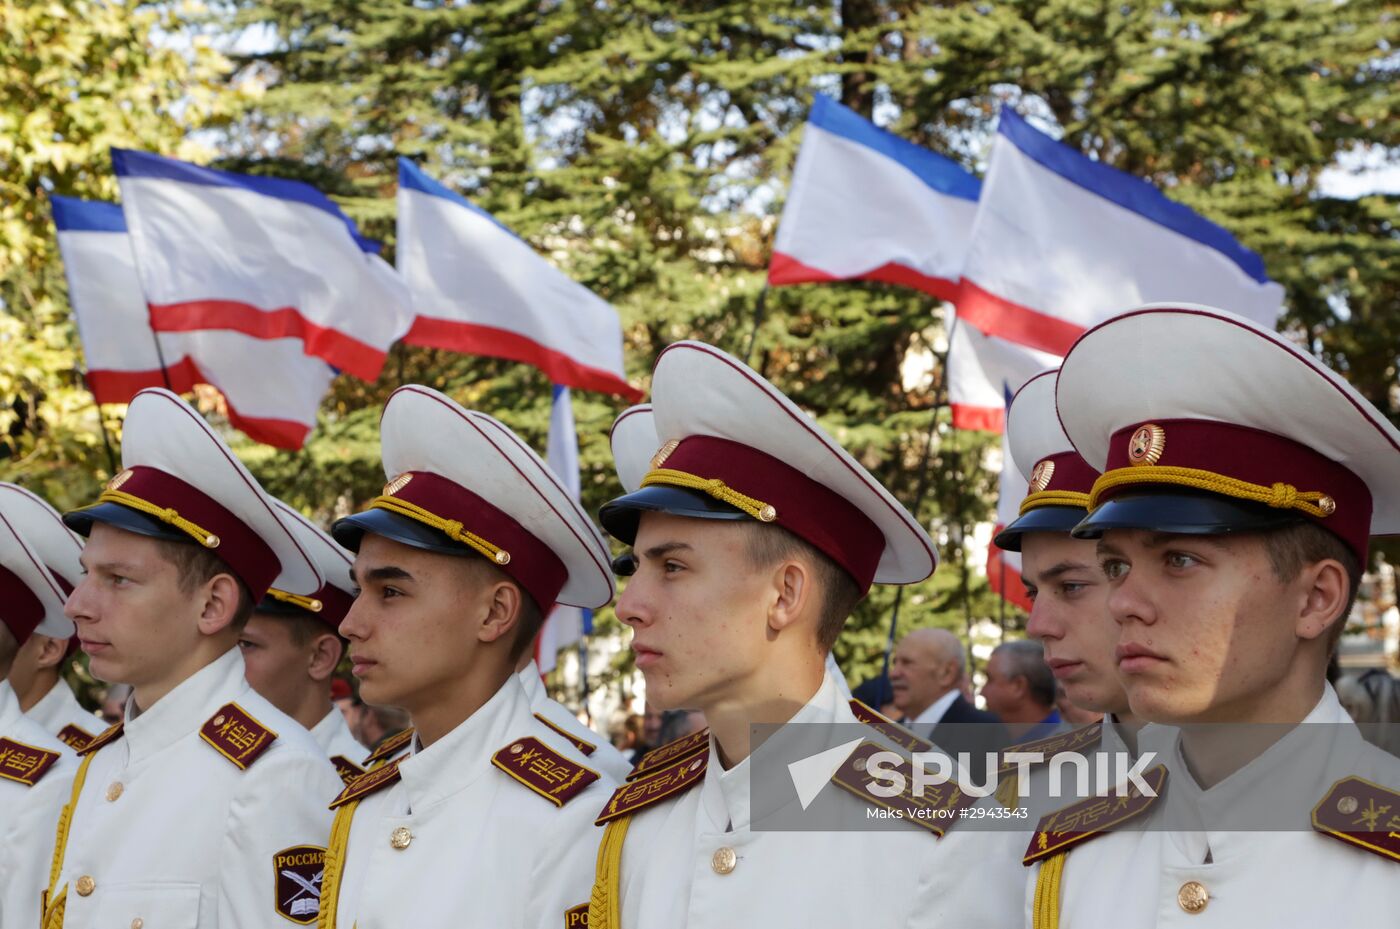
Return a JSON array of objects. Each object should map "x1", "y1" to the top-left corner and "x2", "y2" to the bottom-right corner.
[
  {"x1": 650, "y1": 439, "x2": 681, "y2": 470},
  {"x1": 1028, "y1": 459, "x2": 1055, "y2": 494},
  {"x1": 107, "y1": 468, "x2": 134, "y2": 491},
  {"x1": 1127, "y1": 424, "x2": 1166, "y2": 466},
  {"x1": 383, "y1": 473, "x2": 413, "y2": 496}
]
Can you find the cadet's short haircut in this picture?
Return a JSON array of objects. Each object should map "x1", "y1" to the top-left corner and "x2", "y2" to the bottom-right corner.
[
  {"x1": 281, "y1": 612, "x2": 342, "y2": 648},
  {"x1": 740, "y1": 522, "x2": 862, "y2": 653},
  {"x1": 151, "y1": 538, "x2": 254, "y2": 631},
  {"x1": 995, "y1": 640, "x2": 1057, "y2": 708},
  {"x1": 1261, "y1": 522, "x2": 1361, "y2": 652},
  {"x1": 459, "y1": 556, "x2": 544, "y2": 662}
]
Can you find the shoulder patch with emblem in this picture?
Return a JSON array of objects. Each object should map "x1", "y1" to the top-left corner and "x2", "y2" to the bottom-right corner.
[
  {"x1": 1311, "y1": 776, "x2": 1400, "y2": 863},
  {"x1": 330, "y1": 755, "x2": 365, "y2": 785},
  {"x1": 1023, "y1": 764, "x2": 1168, "y2": 864},
  {"x1": 534, "y1": 712, "x2": 597, "y2": 756},
  {"x1": 564, "y1": 901, "x2": 589, "y2": 927},
  {"x1": 626, "y1": 727, "x2": 709, "y2": 781},
  {"x1": 493, "y1": 736, "x2": 600, "y2": 807},
  {"x1": 848, "y1": 698, "x2": 934, "y2": 753},
  {"x1": 76, "y1": 721, "x2": 124, "y2": 756},
  {"x1": 363, "y1": 727, "x2": 414, "y2": 766},
  {"x1": 598, "y1": 751, "x2": 708, "y2": 825},
  {"x1": 998, "y1": 722, "x2": 1103, "y2": 778},
  {"x1": 56, "y1": 724, "x2": 96, "y2": 752},
  {"x1": 329, "y1": 757, "x2": 403, "y2": 809},
  {"x1": 200, "y1": 702, "x2": 278, "y2": 770},
  {"x1": 273, "y1": 844, "x2": 325, "y2": 924},
  {"x1": 830, "y1": 739, "x2": 974, "y2": 837},
  {"x1": 0, "y1": 737, "x2": 62, "y2": 787}
]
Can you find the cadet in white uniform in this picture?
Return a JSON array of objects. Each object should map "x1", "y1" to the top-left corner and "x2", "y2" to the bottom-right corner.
[
  {"x1": 916, "y1": 369, "x2": 1161, "y2": 929},
  {"x1": 317, "y1": 385, "x2": 618, "y2": 929},
  {"x1": 0, "y1": 483, "x2": 102, "y2": 750},
  {"x1": 47, "y1": 388, "x2": 343, "y2": 929},
  {"x1": 516, "y1": 656, "x2": 634, "y2": 781},
  {"x1": 1023, "y1": 305, "x2": 1400, "y2": 928},
  {"x1": 0, "y1": 511, "x2": 78, "y2": 929},
  {"x1": 240, "y1": 498, "x2": 367, "y2": 783},
  {"x1": 590, "y1": 342, "x2": 964, "y2": 929}
]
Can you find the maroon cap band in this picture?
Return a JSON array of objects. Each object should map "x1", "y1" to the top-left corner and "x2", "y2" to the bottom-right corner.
[
  {"x1": 650, "y1": 436, "x2": 886, "y2": 592},
  {"x1": 102, "y1": 466, "x2": 282, "y2": 597},
  {"x1": 0, "y1": 565, "x2": 46, "y2": 645},
  {"x1": 310, "y1": 584, "x2": 355, "y2": 629},
  {"x1": 1020, "y1": 450, "x2": 1099, "y2": 516},
  {"x1": 376, "y1": 471, "x2": 568, "y2": 611},
  {"x1": 1094, "y1": 419, "x2": 1371, "y2": 559}
]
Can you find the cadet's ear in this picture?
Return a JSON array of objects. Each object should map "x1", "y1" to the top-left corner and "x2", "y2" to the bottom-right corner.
[
  {"x1": 477, "y1": 579, "x2": 523, "y2": 647},
  {"x1": 767, "y1": 559, "x2": 814, "y2": 636},
  {"x1": 196, "y1": 573, "x2": 245, "y2": 636}
]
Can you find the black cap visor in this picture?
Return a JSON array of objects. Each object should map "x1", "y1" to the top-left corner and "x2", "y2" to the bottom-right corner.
[
  {"x1": 1071, "y1": 490, "x2": 1306, "y2": 541},
  {"x1": 993, "y1": 506, "x2": 1088, "y2": 553},
  {"x1": 62, "y1": 501, "x2": 192, "y2": 545},
  {"x1": 331, "y1": 508, "x2": 476, "y2": 557},
  {"x1": 598, "y1": 485, "x2": 748, "y2": 545}
]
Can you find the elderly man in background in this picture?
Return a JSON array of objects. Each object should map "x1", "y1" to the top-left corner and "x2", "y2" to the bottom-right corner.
[{"x1": 980, "y1": 639, "x2": 1062, "y2": 741}]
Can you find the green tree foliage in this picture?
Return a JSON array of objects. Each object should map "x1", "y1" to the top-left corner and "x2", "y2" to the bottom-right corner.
[{"x1": 0, "y1": 0, "x2": 238, "y2": 506}]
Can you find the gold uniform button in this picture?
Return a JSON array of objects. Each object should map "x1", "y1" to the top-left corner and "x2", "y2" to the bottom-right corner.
[
  {"x1": 106, "y1": 782, "x2": 123, "y2": 802},
  {"x1": 711, "y1": 847, "x2": 737, "y2": 875},
  {"x1": 75, "y1": 875, "x2": 96, "y2": 896},
  {"x1": 390, "y1": 826, "x2": 413, "y2": 850},
  {"x1": 1177, "y1": 880, "x2": 1209, "y2": 914},
  {"x1": 132, "y1": 919, "x2": 144, "y2": 929}
]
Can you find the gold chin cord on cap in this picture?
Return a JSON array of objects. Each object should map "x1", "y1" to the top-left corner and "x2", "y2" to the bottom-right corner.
[
  {"x1": 267, "y1": 589, "x2": 323, "y2": 612},
  {"x1": 1088, "y1": 466, "x2": 1337, "y2": 518},
  {"x1": 1018, "y1": 490, "x2": 1091, "y2": 517},
  {"x1": 368, "y1": 495, "x2": 512, "y2": 565},
  {"x1": 640, "y1": 468, "x2": 777, "y2": 522},
  {"x1": 96, "y1": 489, "x2": 221, "y2": 547}
]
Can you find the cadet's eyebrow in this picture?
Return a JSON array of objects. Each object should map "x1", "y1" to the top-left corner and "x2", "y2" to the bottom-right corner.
[
  {"x1": 1034, "y1": 560, "x2": 1096, "y2": 583},
  {"x1": 350, "y1": 565, "x2": 414, "y2": 585},
  {"x1": 642, "y1": 541, "x2": 692, "y2": 560}
]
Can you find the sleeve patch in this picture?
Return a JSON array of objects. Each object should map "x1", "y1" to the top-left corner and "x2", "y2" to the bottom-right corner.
[
  {"x1": 1023, "y1": 764, "x2": 1168, "y2": 864},
  {"x1": 829, "y1": 740, "x2": 974, "y2": 837},
  {"x1": 492, "y1": 736, "x2": 600, "y2": 808},
  {"x1": 534, "y1": 712, "x2": 597, "y2": 755},
  {"x1": 598, "y1": 751, "x2": 707, "y2": 825},
  {"x1": 363, "y1": 727, "x2": 414, "y2": 766},
  {"x1": 1311, "y1": 776, "x2": 1400, "y2": 864},
  {"x1": 200, "y1": 702, "x2": 278, "y2": 770},
  {"x1": 273, "y1": 844, "x2": 325, "y2": 924},
  {"x1": 330, "y1": 755, "x2": 365, "y2": 785},
  {"x1": 329, "y1": 758, "x2": 403, "y2": 809},
  {"x1": 626, "y1": 728, "x2": 709, "y2": 781},
  {"x1": 0, "y1": 737, "x2": 61, "y2": 786},
  {"x1": 56, "y1": 724, "x2": 96, "y2": 752},
  {"x1": 565, "y1": 902, "x2": 589, "y2": 927}
]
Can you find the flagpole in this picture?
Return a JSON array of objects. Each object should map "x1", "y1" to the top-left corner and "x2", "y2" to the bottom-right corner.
[
  {"x1": 144, "y1": 315, "x2": 174, "y2": 391},
  {"x1": 80, "y1": 371, "x2": 119, "y2": 474},
  {"x1": 742, "y1": 284, "x2": 770, "y2": 366}
]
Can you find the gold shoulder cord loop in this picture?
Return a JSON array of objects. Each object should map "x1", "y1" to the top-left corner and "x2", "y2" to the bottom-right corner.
[
  {"x1": 368, "y1": 496, "x2": 511, "y2": 565},
  {"x1": 317, "y1": 799, "x2": 361, "y2": 929},
  {"x1": 640, "y1": 469, "x2": 777, "y2": 522},
  {"x1": 41, "y1": 751, "x2": 97, "y2": 929},
  {"x1": 1031, "y1": 851, "x2": 1068, "y2": 929},
  {"x1": 1089, "y1": 466, "x2": 1336, "y2": 519},
  {"x1": 1018, "y1": 490, "x2": 1091, "y2": 517},
  {"x1": 96, "y1": 489, "x2": 221, "y2": 548},
  {"x1": 588, "y1": 815, "x2": 632, "y2": 929}
]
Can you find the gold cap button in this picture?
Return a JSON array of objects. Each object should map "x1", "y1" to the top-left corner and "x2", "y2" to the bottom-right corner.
[
  {"x1": 75, "y1": 875, "x2": 96, "y2": 896},
  {"x1": 132, "y1": 918, "x2": 144, "y2": 929},
  {"x1": 390, "y1": 826, "x2": 413, "y2": 850},
  {"x1": 711, "y1": 846, "x2": 737, "y2": 875},
  {"x1": 1177, "y1": 880, "x2": 1209, "y2": 914},
  {"x1": 106, "y1": 782, "x2": 123, "y2": 802}
]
